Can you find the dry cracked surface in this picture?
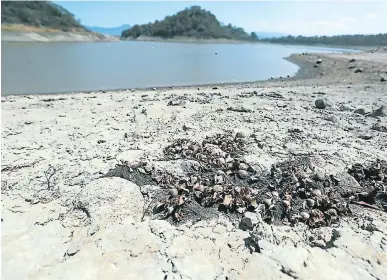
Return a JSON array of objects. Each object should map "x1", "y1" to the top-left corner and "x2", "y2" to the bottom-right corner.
[{"x1": 1, "y1": 51, "x2": 387, "y2": 280}]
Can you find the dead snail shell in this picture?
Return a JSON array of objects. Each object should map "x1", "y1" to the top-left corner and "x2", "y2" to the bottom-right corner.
[
  {"x1": 300, "y1": 212, "x2": 310, "y2": 220},
  {"x1": 237, "y1": 169, "x2": 249, "y2": 179}
]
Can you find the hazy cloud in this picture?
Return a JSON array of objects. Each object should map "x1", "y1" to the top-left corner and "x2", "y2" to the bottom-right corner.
[{"x1": 365, "y1": 13, "x2": 379, "y2": 19}]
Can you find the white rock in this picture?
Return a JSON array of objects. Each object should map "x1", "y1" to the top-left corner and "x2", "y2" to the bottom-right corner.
[{"x1": 77, "y1": 177, "x2": 144, "y2": 227}]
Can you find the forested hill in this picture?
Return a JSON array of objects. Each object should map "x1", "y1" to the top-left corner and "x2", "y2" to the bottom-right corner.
[
  {"x1": 121, "y1": 6, "x2": 258, "y2": 41},
  {"x1": 260, "y1": 34, "x2": 387, "y2": 46},
  {"x1": 1, "y1": 1, "x2": 86, "y2": 32}
]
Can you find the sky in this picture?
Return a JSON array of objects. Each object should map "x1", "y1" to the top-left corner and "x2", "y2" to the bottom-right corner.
[{"x1": 55, "y1": 1, "x2": 387, "y2": 36}]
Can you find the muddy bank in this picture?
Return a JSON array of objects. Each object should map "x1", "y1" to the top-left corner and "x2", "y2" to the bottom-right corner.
[{"x1": 1, "y1": 50, "x2": 387, "y2": 280}]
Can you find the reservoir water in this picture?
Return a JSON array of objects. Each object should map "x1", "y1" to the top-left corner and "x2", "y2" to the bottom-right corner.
[{"x1": 1, "y1": 41, "x2": 354, "y2": 95}]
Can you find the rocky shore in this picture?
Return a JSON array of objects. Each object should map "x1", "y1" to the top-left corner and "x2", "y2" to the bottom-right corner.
[{"x1": 1, "y1": 49, "x2": 387, "y2": 280}]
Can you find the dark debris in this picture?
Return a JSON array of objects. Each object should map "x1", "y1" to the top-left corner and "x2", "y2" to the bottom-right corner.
[{"x1": 105, "y1": 132, "x2": 387, "y2": 227}]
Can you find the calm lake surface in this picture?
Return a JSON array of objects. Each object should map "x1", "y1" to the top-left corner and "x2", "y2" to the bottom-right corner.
[{"x1": 2, "y1": 41, "x2": 354, "y2": 95}]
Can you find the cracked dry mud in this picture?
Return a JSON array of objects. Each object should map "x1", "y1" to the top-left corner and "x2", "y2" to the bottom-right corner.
[{"x1": 2, "y1": 49, "x2": 387, "y2": 280}]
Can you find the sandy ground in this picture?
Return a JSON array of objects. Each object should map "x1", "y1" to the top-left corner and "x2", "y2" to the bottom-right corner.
[{"x1": 1, "y1": 49, "x2": 387, "y2": 280}]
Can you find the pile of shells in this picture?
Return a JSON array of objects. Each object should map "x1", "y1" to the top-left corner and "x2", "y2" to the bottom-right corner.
[
  {"x1": 348, "y1": 160, "x2": 387, "y2": 211},
  {"x1": 105, "y1": 132, "x2": 386, "y2": 227},
  {"x1": 256, "y1": 157, "x2": 351, "y2": 227}
]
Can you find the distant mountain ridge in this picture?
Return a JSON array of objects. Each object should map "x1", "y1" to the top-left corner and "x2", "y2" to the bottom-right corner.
[{"x1": 86, "y1": 24, "x2": 131, "y2": 36}]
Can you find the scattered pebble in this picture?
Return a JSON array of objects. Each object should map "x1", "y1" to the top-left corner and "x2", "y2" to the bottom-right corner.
[
  {"x1": 358, "y1": 134, "x2": 373, "y2": 140},
  {"x1": 240, "y1": 212, "x2": 259, "y2": 230},
  {"x1": 368, "y1": 106, "x2": 386, "y2": 118},
  {"x1": 354, "y1": 108, "x2": 366, "y2": 115},
  {"x1": 315, "y1": 98, "x2": 330, "y2": 109},
  {"x1": 372, "y1": 122, "x2": 387, "y2": 132}
]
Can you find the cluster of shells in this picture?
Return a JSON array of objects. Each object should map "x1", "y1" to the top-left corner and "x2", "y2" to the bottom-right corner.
[
  {"x1": 105, "y1": 132, "x2": 386, "y2": 227},
  {"x1": 348, "y1": 160, "x2": 387, "y2": 211}
]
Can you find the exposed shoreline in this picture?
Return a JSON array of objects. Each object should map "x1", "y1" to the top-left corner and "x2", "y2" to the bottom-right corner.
[{"x1": 1, "y1": 30, "x2": 118, "y2": 42}]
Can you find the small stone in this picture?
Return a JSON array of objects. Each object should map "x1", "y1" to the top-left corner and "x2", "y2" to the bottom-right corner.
[
  {"x1": 349, "y1": 58, "x2": 356, "y2": 63},
  {"x1": 313, "y1": 171, "x2": 325, "y2": 181},
  {"x1": 97, "y1": 140, "x2": 106, "y2": 144},
  {"x1": 87, "y1": 225, "x2": 99, "y2": 236},
  {"x1": 30, "y1": 198, "x2": 40, "y2": 205},
  {"x1": 213, "y1": 86, "x2": 218, "y2": 90},
  {"x1": 227, "y1": 106, "x2": 252, "y2": 113},
  {"x1": 169, "y1": 188, "x2": 179, "y2": 197},
  {"x1": 141, "y1": 108, "x2": 147, "y2": 115},
  {"x1": 372, "y1": 122, "x2": 387, "y2": 132},
  {"x1": 144, "y1": 164, "x2": 152, "y2": 173},
  {"x1": 315, "y1": 98, "x2": 330, "y2": 109},
  {"x1": 183, "y1": 123, "x2": 194, "y2": 131},
  {"x1": 381, "y1": 77, "x2": 386, "y2": 82},
  {"x1": 316, "y1": 59, "x2": 323, "y2": 64},
  {"x1": 354, "y1": 108, "x2": 366, "y2": 115},
  {"x1": 358, "y1": 134, "x2": 373, "y2": 140},
  {"x1": 240, "y1": 212, "x2": 259, "y2": 230},
  {"x1": 66, "y1": 243, "x2": 80, "y2": 256},
  {"x1": 25, "y1": 121, "x2": 33, "y2": 125},
  {"x1": 152, "y1": 88, "x2": 157, "y2": 91},
  {"x1": 355, "y1": 68, "x2": 363, "y2": 73},
  {"x1": 237, "y1": 169, "x2": 249, "y2": 179},
  {"x1": 368, "y1": 106, "x2": 386, "y2": 118}
]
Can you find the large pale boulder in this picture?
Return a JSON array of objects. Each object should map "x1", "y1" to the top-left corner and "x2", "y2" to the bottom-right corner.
[{"x1": 76, "y1": 177, "x2": 144, "y2": 227}]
